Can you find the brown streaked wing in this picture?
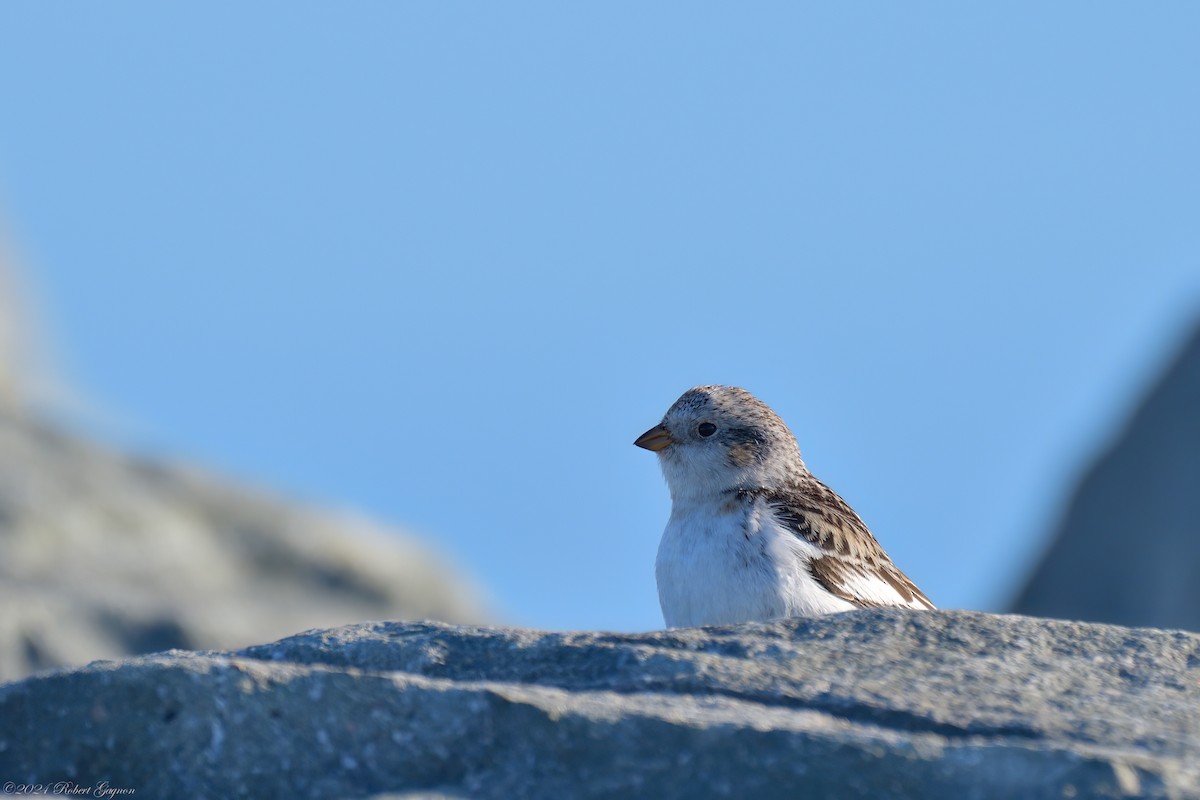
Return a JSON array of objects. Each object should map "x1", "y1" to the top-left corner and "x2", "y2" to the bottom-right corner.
[{"x1": 756, "y1": 479, "x2": 936, "y2": 610}]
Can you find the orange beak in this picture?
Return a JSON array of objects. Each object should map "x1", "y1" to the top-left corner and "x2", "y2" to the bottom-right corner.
[{"x1": 634, "y1": 424, "x2": 675, "y2": 452}]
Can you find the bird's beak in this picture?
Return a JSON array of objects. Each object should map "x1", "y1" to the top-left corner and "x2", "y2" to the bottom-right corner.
[{"x1": 634, "y1": 424, "x2": 675, "y2": 452}]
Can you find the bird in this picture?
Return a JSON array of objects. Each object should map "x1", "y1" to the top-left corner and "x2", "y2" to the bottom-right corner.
[{"x1": 634, "y1": 385, "x2": 934, "y2": 628}]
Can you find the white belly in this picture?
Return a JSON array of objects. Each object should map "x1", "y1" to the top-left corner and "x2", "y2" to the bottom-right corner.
[{"x1": 655, "y1": 500, "x2": 855, "y2": 627}]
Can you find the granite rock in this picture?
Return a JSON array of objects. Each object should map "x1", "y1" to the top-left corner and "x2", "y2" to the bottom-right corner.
[{"x1": 2, "y1": 609, "x2": 1197, "y2": 799}]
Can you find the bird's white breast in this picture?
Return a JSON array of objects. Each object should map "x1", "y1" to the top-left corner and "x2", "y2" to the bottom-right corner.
[{"x1": 655, "y1": 497, "x2": 856, "y2": 627}]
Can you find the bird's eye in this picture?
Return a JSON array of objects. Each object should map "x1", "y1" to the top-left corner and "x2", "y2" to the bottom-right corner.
[{"x1": 698, "y1": 422, "x2": 717, "y2": 437}]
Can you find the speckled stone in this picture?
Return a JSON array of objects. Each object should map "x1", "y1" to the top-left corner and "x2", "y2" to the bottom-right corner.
[{"x1": 3, "y1": 609, "x2": 1198, "y2": 799}]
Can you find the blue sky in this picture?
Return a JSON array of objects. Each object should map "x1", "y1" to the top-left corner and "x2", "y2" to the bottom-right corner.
[{"x1": 1, "y1": 4, "x2": 1197, "y2": 631}]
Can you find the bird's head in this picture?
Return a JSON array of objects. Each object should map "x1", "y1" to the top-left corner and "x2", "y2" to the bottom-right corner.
[{"x1": 634, "y1": 385, "x2": 807, "y2": 502}]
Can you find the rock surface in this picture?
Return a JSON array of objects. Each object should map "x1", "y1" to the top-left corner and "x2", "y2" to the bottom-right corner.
[
  {"x1": 1012, "y1": 320, "x2": 1200, "y2": 630},
  {"x1": 2, "y1": 609, "x2": 1197, "y2": 799},
  {"x1": 0, "y1": 411, "x2": 485, "y2": 682},
  {"x1": 0, "y1": 247, "x2": 50, "y2": 412}
]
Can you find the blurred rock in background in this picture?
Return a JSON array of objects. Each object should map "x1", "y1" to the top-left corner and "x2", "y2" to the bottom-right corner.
[
  {"x1": 0, "y1": 240, "x2": 486, "y2": 683},
  {"x1": 1011, "y1": 318, "x2": 1200, "y2": 631},
  {"x1": 0, "y1": 234, "x2": 50, "y2": 414}
]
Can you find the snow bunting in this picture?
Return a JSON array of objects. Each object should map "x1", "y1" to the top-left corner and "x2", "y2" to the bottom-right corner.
[{"x1": 635, "y1": 385, "x2": 934, "y2": 627}]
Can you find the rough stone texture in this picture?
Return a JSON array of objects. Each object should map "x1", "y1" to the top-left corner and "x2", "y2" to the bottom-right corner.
[
  {"x1": 2, "y1": 609, "x2": 1198, "y2": 799},
  {"x1": 1012, "y1": 320, "x2": 1200, "y2": 631},
  {"x1": 0, "y1": 411, "x2": 485, "y2": 682}
]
